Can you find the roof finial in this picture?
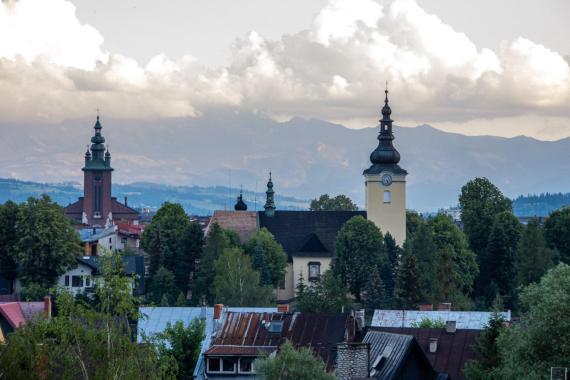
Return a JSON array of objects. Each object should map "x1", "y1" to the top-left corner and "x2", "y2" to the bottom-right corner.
[
  {"x1": 96, "y1": 108, "x2": 100, "y2": 121},
  {"x1": 385, "y1": 81, "x2": 389, "y2": 103}
]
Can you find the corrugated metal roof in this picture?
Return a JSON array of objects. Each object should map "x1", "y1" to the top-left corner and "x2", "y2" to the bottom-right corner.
[
  {"x1": 363, "y1": 330, "x2": 414, "y2": 379},
  {"x1": 371, "y1": 310, "x2": 511, "y2": 330}
]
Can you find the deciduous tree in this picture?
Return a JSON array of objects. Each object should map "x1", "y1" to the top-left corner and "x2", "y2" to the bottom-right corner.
[
  {"x1": 309, "y1": 194, "x2": 358, "y2": 211},
  {"x1": 244, "y1": 228, "x2": 287, "y2": 287},
  {"x1": 395, "y1": 250, "x2": 422, "y2": 309},
  {"x1": 149, "y1": 266, "x2": 179, "y2": 306},
  {"x1": 0, "y1": 201, "x2": 19, "y2": 283},
  {"x1": 516, "y1": 218, "x2": 554, "y2": 286},
  {"x1": 295, "y1": 270, "x2": 352, "y2": 313},
  {"x1": 544, "y1": 207, "x2": 570, "y2": 264}
]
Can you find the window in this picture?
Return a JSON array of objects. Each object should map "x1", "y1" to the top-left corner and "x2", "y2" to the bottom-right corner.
[
  {"x1": 109, "y1": 237, "x2": 112, "y2": 243},
  {"x1": 121, "y1": 237, "x2": 127, "y2": 245},
  {"x1": 222, "y1": 358, "x2": 236, "y2": 373},
  {"x1": 308, "y1": 262, "x2": 321, "y2": 281},
  {"x1": 207, "y1": 358, "x2": 220, "y2": 372},
  {"x1": 71, "y1": 275, "x2": 84, "y2": 287},
  {"x1": 64, "y1": 275, "x2": 70, "y2": 286},
  {"x1": 383, "y1": 190, "x2": 391, "y2": 204},
  {"x1": 268, "y1": 321, "x2": 284, "y2": 333},
  {"x1": 239, "y1": 357, "x2": 255, "y2": 374},
  {"x1": 207, "y1": 358, "x2": 236, "y2": 374},
  {"x1": 85, "y1": 276, "x2": 91, "y2": 287}
]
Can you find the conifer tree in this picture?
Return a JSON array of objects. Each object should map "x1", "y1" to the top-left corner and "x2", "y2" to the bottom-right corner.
[
  {"x1": 364, "y1": 265, "x2": 387, "y2": 312},
  {"x1": 516, "y1": 218, "x2": 554, "y2": 286},
  {"x1": 395, "y1": 251, "x2": 422, "y2": 309},
  {"x1": 383, "y1": 232, "x2": 399, "y2": 301},
  {"x1": 244, "y1": 228, "x2": 287, "y2": 287},
  {"x1": 410, "y1": 222, "x2": 437, "y2": 302}
]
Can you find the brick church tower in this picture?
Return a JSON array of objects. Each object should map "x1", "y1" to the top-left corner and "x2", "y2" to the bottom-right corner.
[{"x1": 64, "y1": 116, "x2": 139, "y2": 226}]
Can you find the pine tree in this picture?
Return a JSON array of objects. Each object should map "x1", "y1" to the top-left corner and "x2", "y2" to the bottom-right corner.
[
  {"x1": 395, "y1": 251, "x2": 422, "y2": 309},
  {"x1": 516, "y1": 218, "x2": 554, "y2": 286},
  {"x1": 364, "y1": 265, "x2": 387, "y2": 311},
  {"x1": 410, "y1": 222, "x2": 437, "y2": 302},
  {"x1": 383, "y1": 232, "x2": 399, "y2": 302}
]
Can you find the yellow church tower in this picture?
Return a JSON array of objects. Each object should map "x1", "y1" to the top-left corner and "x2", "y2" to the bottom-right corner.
[{"x1": 364, "y1": 87, "x2": 407, "y2": 246}]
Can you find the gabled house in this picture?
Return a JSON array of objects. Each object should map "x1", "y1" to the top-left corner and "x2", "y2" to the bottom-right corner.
[{"x1": 0, "y1": 296, "x2": 52, "y2": 342}]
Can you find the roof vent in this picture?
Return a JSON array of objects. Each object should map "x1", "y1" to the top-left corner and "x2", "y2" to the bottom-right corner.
[
  {"x1": 429, "y1": 338, "x2": 438, "y2": 353},
  {"x1": 446, "y1": 320, "x2": 457, "y2": 334}
]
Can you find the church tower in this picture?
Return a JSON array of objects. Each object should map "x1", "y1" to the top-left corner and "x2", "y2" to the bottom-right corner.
[
  {"x1": 363, "y1": 87, "x2": 407, "y2": 246},
  {"x1": 82, "y1": 116, "x2": 114, "y2": 226}
]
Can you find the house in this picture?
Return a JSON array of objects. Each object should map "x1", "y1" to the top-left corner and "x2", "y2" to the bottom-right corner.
[
  {"x1": 0, "y1": 296, "x2": 52, "y2": 342},
  {"x1": 203, "y1": 310, "x2": 355, "y2": 378},
  {"x1": 371, "y1": 327, "x2": 482, "y2": 380},
  {"x1": 80, "y1": 222, "x2": 144, "y2": 256},
  {"x1": 137, "y1": 305, "x2": 277, "y2": 380},
  {"x1": 57, "y1": 255, "x2": 145, "y2": 296},
  {"x1": 335, "y1": 330, "x2": 447, "y2": 380},
  {"x1": 206, "y1": 90, "x2": 408, "y2": 303}
]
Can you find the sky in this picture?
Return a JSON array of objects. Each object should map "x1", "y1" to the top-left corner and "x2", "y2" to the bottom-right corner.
[{"x1": 1, "y1": 0, "x2": 570, "y2": 140}]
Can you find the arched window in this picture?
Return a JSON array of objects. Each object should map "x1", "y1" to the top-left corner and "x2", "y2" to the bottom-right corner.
[{"x1": 383, "y1": 190, "x2": 391, "y2": 204}]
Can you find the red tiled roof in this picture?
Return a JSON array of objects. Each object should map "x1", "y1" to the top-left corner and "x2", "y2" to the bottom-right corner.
[
  {"x1": 205, "y1": 346, "x2": 276, "y2": 356},
  {"x1": 0, "y1": 302, "x2": 26, "y2": 329},
  {"x1": 208, "y1": 211, "x2": 258, "y2": 243},
  {"x1": 116, "y1": 222, "x2": 144, "y2": 237}
]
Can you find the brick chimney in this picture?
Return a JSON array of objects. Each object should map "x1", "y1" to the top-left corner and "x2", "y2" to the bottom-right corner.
[
  {"x1": 214, "y1": 304, "x2": 224, "y2": 320},
  {"x1": 44, "y1": 295, "x2": 52, "y2": 319},
  {"x1": 438, "y1": 303, "x2": 452, "y2": 311},
  {"x1": 336, "y1": 343, "x2": 370, "y2": 380},
  {"x1": 419, "y1": 304, "x2": 433, "y2": 311},
  {"x1": 277, "y1": 304, "x2": 289, "y2": 313}
]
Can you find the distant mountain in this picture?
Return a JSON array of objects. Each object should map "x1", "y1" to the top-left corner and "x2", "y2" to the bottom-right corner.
[
  {"x1": 0, "y1": 178, "x2": 308, "y2": 215},
  {"x1": 1, "y1": 110, "x2": 569, "y2": 211}
]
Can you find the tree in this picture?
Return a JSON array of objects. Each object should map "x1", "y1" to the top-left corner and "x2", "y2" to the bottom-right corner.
[
  {"x1": 463, "y1": 312, "x2": 506, "y2": 380},
  {"x1": 383, "y1": 232, "x2": 400, "y2": 303},
  {"x1": 149, "y1": 266, "x2": 179, "y2": 306},
  {"x1": 409, "y1": 222, "x2": 437, "y2": 302},
  {"x1": 192, "y1": 222, "x2": 237, "y2": 304},
  {"x1": 333, "y1": 216, "x2": 386, "y2": 301},
  {"x1": 406, "y1": 211, "x2": 423, "y2": 240},
  {"x1": 244, "y1": 228, "x2": 287, "y2": 287},
  {"x1": 495, "y1": 264, "x2": 570, "y2": 379},
  {"x1": 363, "y1": 265, "x2": 387, "y2": 312},
  {"x1": 480, "y1": 212, "x2": 522, "y2": 306},
  {"x1": 309, "y1": 194, "x2": 358, "y2": 211},
  {"x1": 15, "y1": 195, "x2": 81, "y2": 288},
  {"x1": 255, "y1": 340, "x2": 336, "y2": 380},
  {"x1": 516, "y1": 218, "x2": 554, "y2": 286},
  {"x1": 459, "y1": 178, "x2": 512, "y2": 256},
  {"x1": 395, "y1": 250, "x2": 422, "y2": 309},
  {"x1": 295, "y1": 270, "x2": 352, "y2": 313},
  {"x1": 156, "y1": 319, "x2": 205, "y2": 380},
  {"x1": 0, "y1": 201, "x2": 19, "y2": 282},
  {"x1": 213, "y1": 248, "x2": 273, "y2": 306},
  {"x1": 544, "y1": 207, "x2": 570, "y2": 264}
]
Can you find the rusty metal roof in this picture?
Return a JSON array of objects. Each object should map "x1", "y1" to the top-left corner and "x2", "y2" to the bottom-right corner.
[{"x1": 205, "y1": 312, "x2": 351, "y2": 371}]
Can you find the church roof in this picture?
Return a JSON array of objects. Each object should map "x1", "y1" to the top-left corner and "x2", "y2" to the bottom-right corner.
[
  {"x1": 258, "y1": 211, "x2": 366, "y2": 259},
  {"x1": 208, "y1": 211, "x2": 258, "y2": 243}
]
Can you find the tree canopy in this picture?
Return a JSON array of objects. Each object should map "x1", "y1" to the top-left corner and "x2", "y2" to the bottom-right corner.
[
  {"x1": 244, "y1": 228, "x2": 287, "y2": 287},
  {"x1": 544, "y1": 207, "x2": 570, "y2": 264},
  {"x1": 295, "y1": 270, "x2": 352, "y2": 313},
  {"x1": 309, "y1": 194, "x2": 358, "y2": 211}
]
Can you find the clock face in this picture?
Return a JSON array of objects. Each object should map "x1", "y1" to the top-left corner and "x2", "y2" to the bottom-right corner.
[{"x1": 382, "y1": 174, "x2": 393, "y2": 186}]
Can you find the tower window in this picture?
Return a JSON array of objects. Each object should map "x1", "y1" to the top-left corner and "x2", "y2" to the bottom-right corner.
[{"x1": 383, "y1": 190, "x2": 391, "y2": 204}]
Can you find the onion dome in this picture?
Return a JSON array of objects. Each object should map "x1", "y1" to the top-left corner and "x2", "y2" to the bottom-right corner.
[{"x1": 234, "y1": 191, "x2": 248, "y2": 211}]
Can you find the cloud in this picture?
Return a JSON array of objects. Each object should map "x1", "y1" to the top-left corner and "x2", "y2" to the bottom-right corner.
[{"x1": 0, "y1": 0, "x2": 569, "y2": 138}]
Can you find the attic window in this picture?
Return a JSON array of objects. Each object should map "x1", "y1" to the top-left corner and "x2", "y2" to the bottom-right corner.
[{"x1": 268, "y1": 321, "x2": 284, "y2": 333}]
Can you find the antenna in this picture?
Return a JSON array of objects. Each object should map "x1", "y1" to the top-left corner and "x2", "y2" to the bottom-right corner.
[{"x1": 254, "y1": 179, "x2": 258, "y2": 211}]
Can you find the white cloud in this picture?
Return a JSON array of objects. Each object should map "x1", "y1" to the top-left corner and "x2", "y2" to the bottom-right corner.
[{"x1": 0, "y1": 0, "x2": 569, "y2": 139}]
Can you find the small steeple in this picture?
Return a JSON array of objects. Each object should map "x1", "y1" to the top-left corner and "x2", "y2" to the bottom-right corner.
[
  {"x1": 105, "y1": 145, "x2": 111, "y2": 167},
  {"x1": 234, "y1": 187, "x2": 248, "y2": 211},
  {"x1": 83, "y1": 114, "x2": 113, "y2": 172},
  {"x1": 264, "y1": 171, "x2": 276, "y2": 216}
]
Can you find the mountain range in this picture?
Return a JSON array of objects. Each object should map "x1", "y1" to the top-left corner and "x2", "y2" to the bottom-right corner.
[{"x1": 1, "y1": 110, "x2": 570, "y2": 212}]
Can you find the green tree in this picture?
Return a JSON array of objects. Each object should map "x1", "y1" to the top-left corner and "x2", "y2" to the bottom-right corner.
[
  {"x1": 544, "y1": 207, "x2": 570, "y2": 263},
  {"x1": 15, "y1": 195, "x2": 81, "y2": 288},
  {"x1": 0, "y1": 201, "x2": 20, "y2": 283},
  {"x1": 244, "y1": 228, "x2": 287, "y2": 287},
  {"x1": 255, "y1": 340, "x2": 336, "y2": 380},
  {"x1": 383, "y1": 232, "x2": 400, "y2": 303},
  {"x1": 213, "y1": 248, "x2": 273, "y2": 306},
  {"x1": 149, "y1": 266, "x2": 179, "y2": 306},
  {"x1": 516, "y1": 218, "x2": 554, "y2": 286},
  {"x1": 395, "y1": 250, "x2": 422, "y2": 309},
  {"x1": 464, "y1": 312, "x2": 506, "y2": 380},
  {"x1": 309, "y1": 194, "x2": 358, "y2": 211},
  {"x1": 495, "y1": 264, "x2": 570, "y2": 379},
  {"x1": 156, "y1": 319, "x2": 205, "y2": 380},
  {"x1": 192, "y1": 222, "x2": 237, "y2": 304},
  {"x1": 295, "y1": 270, "x2": 352, "y2": 313},
  {"x1": 481, "y1": 212, "x2": 522, "y2": 306},
  {"x1": 333, "y1": 216, "x2": 386, "y2": 301},
  {"x1": 363, "y1": 265, "x2": 387, "y2": 312},
  {"x1": 406, "y1": 211, "x2": 423, "y2": 240},
  {"x1": 410, "y1": 222, "x2": 437, "y2": 302},
  {"x1": 459, "y1": 178, "x2": 512, "y2": 256}
]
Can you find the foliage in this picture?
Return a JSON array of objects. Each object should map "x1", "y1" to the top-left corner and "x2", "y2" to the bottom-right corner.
[
  {"x1": 410, "y1": 222, "x2": 437, "y2": 302},
  {"x1": 410, "y1": 317, "x2": 446, "y2": 329},
  {"x1": 459, "y1": 177, "x2": 512, "y2": 257},
  {"x1": 544, "y1": 207, "x2": 570, "y2": 264},
  {"x1": 149, "y1": 266, "x2": 179, "y2": 306},
  {"x1": 513, "y1": 192, "x2": 570, "y2": 217},
  {"x1": 463, "y1": 312, "x2": 506, "y2": 380},
  {"x1": 395, "y1": 250, "x2": 422, "y2": 309},
  {"x1": 295, "y1": 270, "x2": 352, "y2": 313},
  {"x1": 516, "y1": 218, "x2": 555, "y2": 286},
  {"x1": 156, "y1": 319, "x2": 205, "y2": 380},
  {"x1": 15, "y1": 195, "x2": 81, "y2": 288},
  {"x1": 0, "y1": 200, "x2": 19, "y2": 280},
  {"x1": 20, "y1": 282, "x2": 48, "y2": 301},
  {"x1": 382, "y1": 232, "x2": 400, "y2": 303},
  {"x1": 192, "y1": 222, "x2": 238, "y2": 304},
  {"x1": 255, "y1": 340, "x2": 336, "y2": 380},
  {"x1": 363, "y1": 265, "x2": 387, "y2": 312},
  {"x1": 495, "y1": 264, "x2": 570, "y2": 379},
  {"x1": 213, "y1": 248, "x2": 273, "y2": 306},
  {"x1": 309, "y1": 194, "x2": 358, "y2": 211},
  {"x1": 333, "y1": 216, "x2": 386, "y2": 301},
  {"x1": 405, "y1": 211, "x2": 423, "y2": 240},
  {"x1": 141, "y1": 202, "x2": 204, "y2": 293},
  {"x1": 244, "y1": 228, "x2": 287, "y2": 287}
]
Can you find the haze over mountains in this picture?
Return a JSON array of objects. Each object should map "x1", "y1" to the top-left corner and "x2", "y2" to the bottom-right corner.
[{"x1": 2, "y1": 110, "x2": 570, "y2": 211}]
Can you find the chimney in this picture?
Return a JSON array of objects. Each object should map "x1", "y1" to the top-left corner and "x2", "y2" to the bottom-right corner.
[
  {"x1": 44, "y1": 295, "x2": 52, "y2": 319},
  {"x1": 124, "y1": 196, "x2": 128, "y2": 207},
  {"x1": 446, "y1": 320, "x2": 457, "y2": 334},
  {"x1": 419, "y1": 304, "x2": 433, "y2": 311},
  {"x1": 277, "y1": 304, "x2": 289, "y2": 313},
  {"x1": 336, "y1": 343, "x2": 370, "y2": 380},
  {"x1": 429, "y1": 338, "x2": 438, "y2": 353},
  {"x1": 214, "y1": 304, "x2": 224, "y2": 320},
  {"x1": 438, "y1": 303, "x2": 452, "y2": 311}
]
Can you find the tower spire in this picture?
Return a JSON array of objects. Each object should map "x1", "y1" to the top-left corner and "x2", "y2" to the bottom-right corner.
[
  {"x1": 264, "y1": 170, "x2": 276, "y2": 216},
  {"x1": 234, "y1": 185, "x2": 247, "y2": 211}
]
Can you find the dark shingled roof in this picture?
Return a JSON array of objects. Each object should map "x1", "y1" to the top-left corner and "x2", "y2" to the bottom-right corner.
[
  {"x1": 205, "y1": 312, "x2": 352, "y2": 371},
  {"x1": 372, "y1": 327, "x2": 481, "y2": 380},
  {"x1": 258, "y1": 211, "x2": 366, "y2": 259}
]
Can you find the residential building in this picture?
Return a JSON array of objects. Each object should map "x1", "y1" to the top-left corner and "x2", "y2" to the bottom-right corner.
[
  {"x1": 64, "y1": 115, "x2": 139, "y2": 226},
  {"x1": 0, "y1": 296, "x2": 52, "y2": 342}
]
